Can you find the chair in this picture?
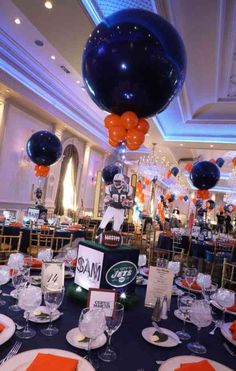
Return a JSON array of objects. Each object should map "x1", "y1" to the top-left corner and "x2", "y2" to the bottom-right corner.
[
  {"x1": 121, "y1": 222, "x2": 135, "y2": 245},
  {"x1": 27, "y1": 226, "x2": 56, "y2": 257},
  {"x1": 53, "y1": 234, "x2": 73, "y2": 253},
  {"x1": 85, "y1": 220, "x2": 99, "y2": 241},
  {"x1": 221, "y1": 258, "x2": 236, "y2": 290},
  {"x1": 210, "y1": 239, "x2": 236, "y2": 283},
  {"x1": 0, "y1": 232, "x2": 23, "y2": 264},
  {"x1": 172, "y1": 232, "x2": 182, "y2": 250}
]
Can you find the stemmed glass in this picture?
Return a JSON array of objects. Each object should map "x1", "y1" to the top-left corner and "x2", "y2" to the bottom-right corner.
[
  {"x1": 196, "y1": 273, "x2": 218, "y2": 302},
  {"x1": 168, "y1": 261, "x2": 180, "y2": 277},
  {"x1": 16, "y1": 285, "x2": 42, "y2": 339},
  {"x1": 9, "y1": 269, "x2": 25, "y2": 312},
  {"x1": 41, "y1": 287, "x2": 65, "y2": 336},
  {"x1": 176, "y1": 293, "x2": 196, "y2": 340},
  {"x1": 138, "y1": 254, "x2": 147, "y2": 274},
  {"x1": 184, "y1": 267, "x2": 198, "y2": 291},
  {"x1": 215, "y1": 288, "x2": 235, "y2": 323},
  {"x1": 79, "y1": 308, "x2": 106, "y2": 370},
  {"x1": 0, "y1": 266, "x2": 10, "y2": 306},
  {"x1": 98, "y1": 302, "x2": 124, "y2": 362},
  {"x1": 187, "y1": 300, "x2": 212, "y2": 354},
  {"x1": 64, "y1": 248, "x2": 76, "y2": 276}
]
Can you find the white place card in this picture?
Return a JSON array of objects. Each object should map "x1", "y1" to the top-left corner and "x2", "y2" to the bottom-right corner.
[
  {"x1": 88, "y1": 288, "x2": 116, "y2": 317},
  {"x1": 41, "y1": 261, "x2": 65, "y2": 290},
  {"x1": 145, "y1": 266, "x2": 174, "y2": 308}
]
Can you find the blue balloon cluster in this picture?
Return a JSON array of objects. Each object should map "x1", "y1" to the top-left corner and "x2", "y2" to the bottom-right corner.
[
  {"x1": 190, "y1": 161, "x2": 220, "y2": 190},
  {"x1": 26, "y1": 131, "x2": 62, "y2": 166},
  {"x1": 82, "y1": 9, "x2": 186, "y2": 117},
  {"x1": 195, "y1": 199, "x2": 203, "y2": 207},
  {"x1": 224, "y1": 204, "x2": 234, "y2": 213},
  {"x1": 102, "y1": 164, "x2": 121, "y2": 184},
  {"x1": 206, "y1": 200, "x2": 215, "y2": 210}
]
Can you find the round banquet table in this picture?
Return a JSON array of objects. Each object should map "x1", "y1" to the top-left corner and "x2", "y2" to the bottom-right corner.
[
  {"x1": 3, "y1": 226, "x2": 86, "y2": 253},
  {"x1": 0, "y1": 280, "x2": 235, "y2": 371},
  {"x1": 157, "y1": 233, "x2": 190, "y2": 253}
]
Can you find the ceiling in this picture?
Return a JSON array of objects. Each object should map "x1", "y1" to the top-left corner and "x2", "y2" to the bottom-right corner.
[{"x1": 1, "y1": 0, "x2": 236, "y2": 193}]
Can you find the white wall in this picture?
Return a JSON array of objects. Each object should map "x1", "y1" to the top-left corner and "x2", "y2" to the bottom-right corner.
[{"x1": 83, "y1": 149, "x2": 103, "y2": 211}]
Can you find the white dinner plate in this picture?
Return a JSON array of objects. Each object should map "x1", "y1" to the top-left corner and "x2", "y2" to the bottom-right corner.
[
  {"x1": 211, "y1": 300, "x2": 236, "y2": 316},
  {"x1": 30, "y1": 275, "x2": 41, "y2": 285},
  {"x1": 139, "y1": 267, "x2": 149, "y2": 277},
  {"x1": 24, "y1": 306, "x2": 61, "y2": 323},
  {"x1": 174, "y1": 309, "x2": 192, "y2": 323},
  {"x1": 66, "y1": 328, "x2": 106, "y2": 350},
  {"x1": 159, "y1": 355, "x2": 232, "y2": 371},
  {"x1": 141, "y1": 327, "x2": 179, "y2": 347},
  {"x1": 172, "y1": 285, "x2": 184, "y2": 296},
  {"x1": 175, "y1": 278, "x2": 202, "y2": 293},
  {"x1": 0, "y1": 314, "x2": 15, "y2": 345},
  {"x1": 221, "y1": 322, "x2": 236, "y2": 346},
  {"x1": 0, "y1": 348, "x2": 94, "y2": 371}
]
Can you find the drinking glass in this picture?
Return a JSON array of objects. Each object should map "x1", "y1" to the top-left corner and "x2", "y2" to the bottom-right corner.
[
  {"x1": 184, "y1": 267, "x2": 198, "y2": 291},
  {"x1": 16, "y1": 285, "x2": 42, "y2": 339},
  {"x1": 9, "y1": 269, "x2": 25, "y2": 312},
  {"x1": 138, "y1": 254, "x2": 147, "y2": 274},
  {"x1": 176, "y1": 293, "x2": 196, "y2": 340},
  {"x1": 0, "y1": 266, "x2": 10, "y2": 306},
  {"x1": 79, "y1": 308, "x2": 106, "y2": 370},
  {"x1": 187, "y1": 300, "x2": 212, "y2": 354},
  {"x1": 215, "y1": 288, "x2": 235, "y2": 323},
  {"x1": 64, "y1": 248, "x2": 76, "y2": 276},
  {"x1": 41, "y1": 287, "x2": 65, "y2": 336},
  {"x1": 98, "y1": 302, "x2": 124, "y2": 362},
  {"x1": 168, "y1": 261, "x2": 180, "y2": 276},
  {"x1": 202, "y1": 283, "x2": 218, "y2": 303},
  {"x1": 196, "y1": 273, "x2": 211, "y2": 289},
  {"x1": 156, "y1": 258, "x2": 168, "y2": 268}
]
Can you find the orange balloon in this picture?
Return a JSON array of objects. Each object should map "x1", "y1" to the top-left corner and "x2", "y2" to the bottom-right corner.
[
  {"x1": 219, "y1": 206, "x2": 224, "y2": 212},
  {"x1": 232, "y1": 157, "x2": 236, "y2": 166},
  {"x1": 179, "y1": 195, "x2": 184, "y2": 201},
  {"x1": 126, "y1": 129, "x2": 144, "y2": 146},
  {"x1": 192, "y1": 198, "x2": 197, "y2": 204},
  {"x1": 144, "y1": 178, "x2": 151, "y2": 186},
  {"x1": 165, "y1": 170, "x2": 172, "y2": 179},
  {"x1": 104, "y1": 114, "x2": 121, "y2": 129},
  {"x1": 126, "y1": 141, "x2": 140, "y2": 151},
  {"x1": 35, "y1": 165, "x2": 50, "y2": 177},
  {"x1": 233, "y1": 205, "x2": 236, "y2": 212},
  {"x1": 185, "y1": 163, "x2": 193, "y2": 173},
  {"x1": 165, "y1": 193, "x2": 171, "y2": 200},
  {"x1": 136, "y1": 118, "x2": 150, "y2": 134},
  {"x1": 108, "y1": 137, "x2": 119, "y2": 147},
  {"x1": 109, "y1": 126, "x2": 126, "y2": 142},
  {"x1": 210, "y1": 159, "x2": 216, "y2": 164},
  {"x1": 121, "y1": 111, "x2": 138, "y2": 130}
]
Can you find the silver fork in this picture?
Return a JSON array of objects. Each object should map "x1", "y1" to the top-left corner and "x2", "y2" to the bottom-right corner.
[{"x1": 0, "y1": 341, "x2": 22, "y2": 365}]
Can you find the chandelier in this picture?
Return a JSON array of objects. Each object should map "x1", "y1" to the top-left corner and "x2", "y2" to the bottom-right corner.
[
  {"x1": 225, "y1": 168, "x2": 236, "y2": 203},
  {"x1": 138, "y1": 143, "x2": 169, "y2": 179}
]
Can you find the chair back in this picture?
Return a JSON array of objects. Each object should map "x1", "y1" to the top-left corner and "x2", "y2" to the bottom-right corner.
[
  {"x1": 221, "y1": 258, "x2": 236, "y2": 289},
  {"x1": 0, "y1": 232, "x2": 23, "y2": 263},
  {"x1": 53, "y1": 234, "x2": 73, "y2": 252},
  {"x1": 28, "y1": 226, "x2": 55, "y2": 256}
]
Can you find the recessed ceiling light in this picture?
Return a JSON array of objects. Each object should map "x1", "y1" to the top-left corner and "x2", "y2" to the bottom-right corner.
[
  {"x1": 50, "y1": 55, "x2": 56, "y2": 60},
  {"x1": 44, "y1": 1, "x2": 53, "y2": 9},
  {"x1": 210, "y1": 144, "x2": 214, "y2": 148},
  {"x1": 14, "y1": 18, "x2": 21, "y2": 25},
  {"x1": 180, "y1": 143, "x2": 183, "y2": 146},
  {"x1": 76, "y1": 80, "x2": 80, "y2": 84}
]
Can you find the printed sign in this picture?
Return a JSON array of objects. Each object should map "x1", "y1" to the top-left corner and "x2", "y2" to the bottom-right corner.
[
  {"x1": 74, "y1": 244, "x2": 104, "y2": 290},
  {"x1": 41, "y1": 261, "x2": 65, "y2": 290},
  {"x1": 27, "y1": 208, "x2": 40, "y2": 221},
  {"x1": 145, "y1": 266, "x2": 174, "y2": 308},
  {"x1": 88, "y1": 288, "x2": 116, "y2": 317},
  {"x1": 106, "y1": 261, "x2": 137, "y2": 288}
]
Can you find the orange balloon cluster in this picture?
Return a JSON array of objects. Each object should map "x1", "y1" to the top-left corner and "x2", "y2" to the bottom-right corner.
[
  {"x1": 185, "y1": 163, "x2": 193, "y2": 173},
  {"x1": 104, "y1": 111, "x2": 150, "y2": 150},
  {"x1": 232, "y1": 157, "x2": 236, "y2": 167},
  {"x1": 34, "y1": 165, "x2": 50, "y2": 177},
  {"x1": 157, "y1": 201, "x2": 165, "y2": 222},
  {"x1": 165, "y1": 170, "x2": 172, "y2": 179},
  {"x1": 196, "y1": 189, "x2": 209, "y2": 200},
  {"x1": 143, "y1": 177, "x2": 151, "y2": 186},
  {"x1": 136, "y1": 181, "x2": 145, "y2": 204},
  {"x1": 178, "y1": 195, "x2": 184, "y2": 201}
]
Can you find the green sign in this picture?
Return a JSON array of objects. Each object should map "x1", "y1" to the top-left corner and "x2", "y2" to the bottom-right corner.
[{"x1": 106, "y1": 261, "x2": 137, "y2": 288}]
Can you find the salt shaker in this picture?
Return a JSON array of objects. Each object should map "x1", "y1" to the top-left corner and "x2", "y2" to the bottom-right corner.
[{"x1": 160, "y1": 296, "x2": 168, "y2": 320}]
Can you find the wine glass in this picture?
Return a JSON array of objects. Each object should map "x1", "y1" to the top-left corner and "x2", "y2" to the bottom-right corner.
[
  {"x1": 16, "y1": 285, "x2": 42, "y2": 339},
  {"x1": 0, "y1": 266, "x2": 10, "y2": 306},
  {"x1": 64, "y1": 248, "x2": 76, "y2": 276},
  {"x1": 202, "y1": 283, "x2": 218, "y2": 303},
  {"x1": 184, "y1": 267, "x2": 198, "y2": 291},
  {"x1": 215, "y1": 288, "x2": 235, "y2": 323},
  {"x1": 187, "y1": 300, "x2": 212, "y2": 354},
  {"x1": 98, "y1": 302, "x2": 124, "y2": 362},
  {"x1": 9, "y1": 269, "x2": 26, "y2": 312},
  {"x1": 156, "y1": 258, "x2": 168, "y2": 268},
  {"x1": 196, "y1": 273, "x2": 211, "y2": 289},
  {"x1": 176, "y1": 293, "x2": 196, "y2": 340},
  {"x1": 41, "y1": 287, "x2": 65, "y2": 336},
  {"x1": 79, "y1": 308, "x2": 106, "y2": 370},
  {"x1": 138, "y1": 254, "x2": 147, "y2": 275}
]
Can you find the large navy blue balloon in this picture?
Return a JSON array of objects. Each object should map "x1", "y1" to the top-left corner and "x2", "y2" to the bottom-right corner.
[
  {"x1": 26, "y1": 131, "x2": 62, "y2": 166},
  {"x1": 190, "y1": 161, "x2": 220, "y2": 190},
  {"x1": 102, "y1": 164, "x2": 121, "y2": 184},
  {"x1": 82, "y1": 9, "x2": 186, "y2": 117}
]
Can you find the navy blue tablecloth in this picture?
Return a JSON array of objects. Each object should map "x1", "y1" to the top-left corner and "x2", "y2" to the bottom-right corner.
[
  {"x1": 157, "y1": 233, "x2": 190, "y2": 253},
  {"x1": 0, "y1": 281, "x2": 235, "y2": 371}
]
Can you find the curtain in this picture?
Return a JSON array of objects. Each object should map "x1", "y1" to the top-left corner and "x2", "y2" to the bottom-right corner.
[{"x1": 54, "y1": 144, "x2": 79, "y2": 215}]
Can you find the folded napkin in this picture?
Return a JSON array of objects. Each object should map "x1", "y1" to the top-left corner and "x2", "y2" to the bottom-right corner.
[
  {"x1": 227, "y1": 303, "x2": 236, "y2": 312},
  {"x1": 40, "y1": 225, "x2": 50, "y2": 231},
  {"x1": 24, "y1": 258, "x2": 42, "y2": 268},
  {"x1": 181, "y1": 279, "x2": 201, "y2": 291},
  {"x1": 0, "y1": 323, "x2": 5, "y2": 333},
  {"x1": 26, "y1": 353, "x2": 78, "y2": 371},
  {"x1": 229, "y1": 321, "x2": 236, "y2": 341},
  {"x1": 174, "y1": 359, "x2": 215, "y2": 371},
  {"x1": 9, "y1": 222, "x2": 23, "y2": 228}
]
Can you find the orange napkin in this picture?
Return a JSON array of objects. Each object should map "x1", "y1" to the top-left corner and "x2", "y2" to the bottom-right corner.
[
  {"x1": 40, "y1": 225, "x2": 50, "y2": 231},
  {"x1": 227, "y1": 302, "x2": 236, "y2": 312},
  {"x1": 9, "y1": 222, "x2": 23, "y2": 228},
  {"x1": 181, "y1": 279, "x2": 201, "y2": 291},
  {"x1": 24, "y1": 258, "x2": 42, "y2": 268},
  {"x1": 229, "y1": 321, "x2": 236, "y2": 341},
  {"x1": 175, "y1": 360, "x2": 215, "y2": 371},
  {"x1": 0, "y1": 323, "x2": 5, "y2": 333},
  {"x1": 26, "y1": 353, "x2": 78, "y2": 371}
]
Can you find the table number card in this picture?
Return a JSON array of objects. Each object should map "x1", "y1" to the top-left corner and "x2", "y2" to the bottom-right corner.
[
  {"x1": 145, "y1": 266, "x2": 174, "y2": 308},
  {"x1": 88, "y1": 288, "x2": 116, "y2": 317},
  {"x1": 41, "y1": 261, "x2": 65, "y2": 290}
]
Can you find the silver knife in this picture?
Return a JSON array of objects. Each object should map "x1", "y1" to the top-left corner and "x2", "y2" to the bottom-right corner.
[{"x1": 152, "y1": 321, "x2": 182, "y2": 344}]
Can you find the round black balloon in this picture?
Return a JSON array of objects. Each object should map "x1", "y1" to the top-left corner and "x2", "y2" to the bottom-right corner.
[
  {"x1": 26, "y1": 131, "x2": 62, "y2": 166},
  {"x1": 82, "y1": 9, "x2": 186, "y2": 117},
  {"x1": 102, "y1": 164, "x2": 121, "y2": 184},
  {"x1": 206, "y1": 200, "x2": 215, "y2": 210},
  {"x1": 190, "y1": 161, "x2": 220, "y2": 190}
]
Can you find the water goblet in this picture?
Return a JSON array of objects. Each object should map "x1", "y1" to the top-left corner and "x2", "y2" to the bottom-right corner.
[
  {"x1": 176, "y1": 293, "x2": 196, "y2": 340},
  {"x1": 9, "y1": 269, "x2": 25, "y2": 312},
  {"x1": 0, "y1": 266, "x2": 10, "y2": 306},
  {"x1": 16, "y1": 285, "x2": 42, "y2": 339},
  {"x1": 202, "y1": 283, "x2": 218, "y2": 303},
  {"x1": 41, "y1": 287, "x2": 65, "y2": 336},
  {"x1": 196, "y1": 273, "x2": 211, "y2": 289},
  {"x1": 168, "y1": 261, "x2": 180, "y2": 276},
  {"x1": 79, "y1": 308, "x2": 106, "y2": 370},
  {"x1": 187, "y1": 300, "x2": 212, "y2": 354},
  {"x1": 156, "y1": 258, "x2": 168, "y2": 268},
  {"x1": 64, "y1": 248, "x2": 76, "y2": 276},
  {"x1": 138, "y1": 254, "x2": 147, "y2": 274},
  {"x1": 98, "y1": 302, "x2": 124, "y2": 362},
  {"x1": 184, "y1": 267, "x2": 198, "y2": 291},
  {"x1": 215, "y1": 288, "x2": 235, "y2": 323}
]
